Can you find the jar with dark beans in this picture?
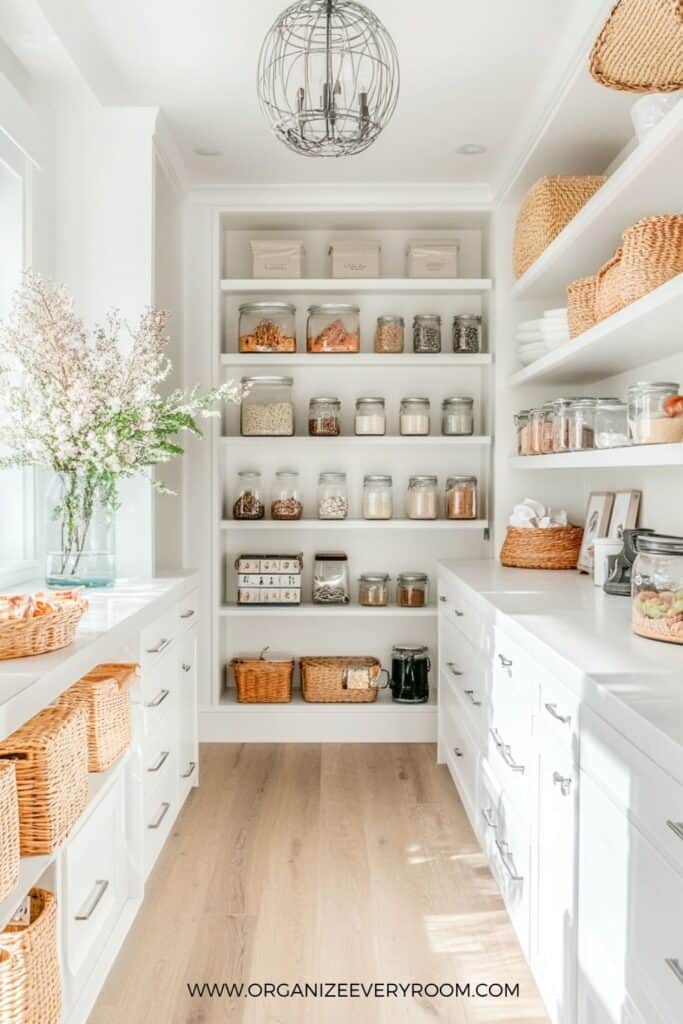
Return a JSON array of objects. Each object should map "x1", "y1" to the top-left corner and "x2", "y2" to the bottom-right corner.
[
  {"x1": 413, "y1": 314, "x2": 442, "y2": 353},
  {"x1": 309, "y1": 396, "x2": 342, "y2": 436},
  {"x1": 452, "y1": 314, "x2": 482, "y2": 353}
]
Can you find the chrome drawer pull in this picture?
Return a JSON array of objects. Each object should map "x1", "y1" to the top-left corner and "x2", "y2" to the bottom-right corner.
[
  {"x1": 180, "y1": 609, "x2": 195, "y2": 619},
  {"x1": 498, "y1": 654, "x2": 513, "y2": 668},
  {"x1": 495, "y1": 840, "x2": 523, "y2": 882},
  {"x1": 481, "y1": 807, "x2": 497, "y2": 830},
  {"x1": 75, "y1": 879, "x2": 109, "y2": 921},
  {"x1": 439, "y1": 596, "x2": 447, "y2": 603},
  {"x1": 148, "y1": 802, "x2": 171, "y2": 830},
  {"x1": 665, "y1": 958, "x2": 683, "y2": 985},
  {"x1": 148, "y1": 750, "x2": 170, "y2": 773},
  {"x1": 146, "y1": 637, "x2": 171, "y2": 655},
  {"x1": 490, "y1": 728, "x2": 525, "y2": 774},
  {"x1": 447, "y1": 662, "x2": 464, "y2": 677},
  {"x1": 145, "y1": 688, "x2": 170, "y2": 709},
  {"x1": 464, "y1": 688, "x2": 482, "y2": 707},
  {"x1": 181, "y1": 663, "x2": 192, "y2": 673},
  {"x1": 552, "y1": 772, "x2": 572, "y2": 796},
  {"x1": 453, "y1": 609, "x2": 464, "y2": 618},
  {"x1": 181, "y1": 761, "x2": 196, "y2": 779},
  {"x1": 545, "y1": 702, "x2": 571, "y2": 726},
  {"x1": 453, "y1": 747, "x2": 464, "y2": 759},
  {"x1": 666, "y1": 820, "x2": 683, "y2": 841}
]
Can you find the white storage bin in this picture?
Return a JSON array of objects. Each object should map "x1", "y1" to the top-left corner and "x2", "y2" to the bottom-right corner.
[
  {"x1": 408, "y1": 239, "x2": 460, "y2": 278},
  {"x1": 250, "y1": 240, "x2": 304, "y2": 279},
  {"x1": 329, "y1": 239, "x2": 381, "y2": 278}
]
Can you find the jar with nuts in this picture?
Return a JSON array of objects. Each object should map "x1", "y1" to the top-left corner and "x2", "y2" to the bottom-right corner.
[
  {"x1": 318, "y1": 472, "x2": 348, "y2": 519},
  {"x1": 271, "y1": 470, "x2": 303, "y2": 520},
  {"x1": 374, "y1": 315, "x2": 405, "y2": 353},
  {"x1": 233, "y1": 471, "x2": 265, "y2": 520}
]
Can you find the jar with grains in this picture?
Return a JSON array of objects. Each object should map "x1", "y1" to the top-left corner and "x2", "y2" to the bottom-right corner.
[
  {"x1": 595, "y1": 399, "x2": 629, "y2": 449},
  {"x1": 632, "y1": 533, "x2": 683, "y2": 645},
  {"x1": 238, "y1": 302, "x2": 297, "y2": 353},
  {"x1": 233, "y1": 471, "x2": 265, "y2": 520},
  {"x1": 413, "y1": 314, "x2": 442, "y2": 353},
  {"x1": 528, "y1": 407, "x2": 544, "y2": 455},
  {"x1": 406, "y1": 475, "x2": 438, "y2": 520},
  {"x1": 627, "y1": 381, "x2": 683, "y2": 445},
  {"x1": 241, "y1": 376, "x2": 294, "y2": 436},
  {"x1": 446, "y1": 475, "x2": 477, "y2": 520},
  {"x1": 442, "y1": 396, "x2": 474, "y2": 436},
  {"x1": 355, "y1": 397, "x2": 386, "y2": 436},
  {"x1": 318, "y1": 472, "x2": 348, "y2": 519},
  {"x1": 551, "y1": 398, "x2": 573, "y2": 453},
  {"x1": 540, "y1": 401, "x2": 555, "y2": 454},
  {"x1": 514, "y1": 410, "x2": 531, "y2": 456},
  {"x1": 358, "y1": 573, "x2": 391, "y2": 607},
  {"x1": 271, "y1": 470, "x2": 303, "y2": 520},
  {"x1": 307, "y1": 304, "x2": 360, "y2": 353},
  {"x1": 567, "y1": 398, "x2": 597, "y2": 451},
  {"x1": 309, "y1": 396, "x2": 341, "y2": 436},
  {"x1": 400, "y1": 397, "x2": 430, "y2": 436},
  {"x1": 452, "y1": 314, "x2": 482, "y2": 354},
  {"x1": 374, "y1": 315, "x2": 404, "y2": 353},
  {"x1": 362, "y1": 475, "x2": 393, "y2": 520},
  {"x1": 397, "y1": 572, "x2": 429, "y2": 608}
]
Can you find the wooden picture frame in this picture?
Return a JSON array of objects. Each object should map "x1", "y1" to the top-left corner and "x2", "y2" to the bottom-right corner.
[
  {"x1": 608, "y1": 490, "x2": 641, "y2": 541},
  {"x1": 577, "y1": 491, "x2": 614, "y2": 574}
]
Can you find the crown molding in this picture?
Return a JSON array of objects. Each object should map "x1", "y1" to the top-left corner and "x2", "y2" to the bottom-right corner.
[{"x1": 186, "y1": 181, "x2": 494, "y2": 212}]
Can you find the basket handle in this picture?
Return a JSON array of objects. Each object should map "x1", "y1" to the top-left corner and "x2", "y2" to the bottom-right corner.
[
  {"x1": 374, "y1": 668, "x2": 391, "y2": 690},
  {"x1": 259, "y1": 646, "x2": 270, "y2": 661}
]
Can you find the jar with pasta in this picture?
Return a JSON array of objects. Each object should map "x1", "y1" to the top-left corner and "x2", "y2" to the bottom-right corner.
[
  {"x1": 238, "y1": 302, "x2": 297, "y2": 353},
  {"x1": 374, "y1": 315, "x2": 404, "y2": 353},
  {"x1": 307, "y1": 304, "x2": 360, "y2": 353},
  {"x1": 397, "y1": 572, "x2": 429, "y2": 607},
  {"x1": 271, "y1": 471, "x2": 303, "y2": 520},
  {"x1": 446, "y1": 475, "x2": 477, "y2": 520},
  {"x1": 358, "y1": 573, "x2": 391, "y2": 607}
]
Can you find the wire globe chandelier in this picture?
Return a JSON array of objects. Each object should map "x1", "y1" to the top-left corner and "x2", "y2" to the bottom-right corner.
[{"x1": 257, "y1": 0, "x2": 400, "y2": 158}]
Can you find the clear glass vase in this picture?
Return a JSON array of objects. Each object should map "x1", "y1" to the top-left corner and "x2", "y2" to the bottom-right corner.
[{"x1": 45, "y1": 473, "x2": 116, "y2": 588}]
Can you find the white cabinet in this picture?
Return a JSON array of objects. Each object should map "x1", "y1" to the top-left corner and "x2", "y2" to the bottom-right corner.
[{"x1": 178, "y1": 622, "x2": 199, "y2": 794}]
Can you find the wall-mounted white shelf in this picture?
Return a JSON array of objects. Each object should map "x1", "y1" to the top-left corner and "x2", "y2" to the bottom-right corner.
[
  {"x1": 219, "y1": 689, "x2": 437, "y2": 710},
  {"x1": 221, "y1": 435, "x2": 491, "y2": 448},
  {"x1": 221, "y1": 352, "x2": 492, "y2": 368},
  {"x1": 221, "y1": 278, "x2": 492, "y2": 295},
  {"x1": 219, "y1": 603, "x2": 437, "y2": 618},
  {"x1": 511, "y1": 275, "x2": 683, "y2": 385},
  {"x1": 510, "y1": 443, "x2": 683, "y2": 470},
  {"x1": 511, "y1": 100, "x2": 683, "y2": 301},
  {"x1": 221, "y1": 518, "x2": 489, "y2": 531}
]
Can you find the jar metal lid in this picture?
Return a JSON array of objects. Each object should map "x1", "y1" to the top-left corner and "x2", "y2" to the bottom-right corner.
[
  {"x1": 635, "y1": 533, "x2": 683, "y2": 555},
  {"x1": 453, "y1": 314, "x2": 482, "y2": 322},
  {"x1": 275, "y1": 469, "x2": 299, "y2": 477},
  {"x1": 238, "y1": 301, "x2": 296, "y2": 314},
  {"x1": 401, "y1": 396, "x2": 430, "y2": 405},
  {"x1": 356, "y1": 396, "x2": 386, "y2": 406},
  {"x1": 309, "y1": 303, "x2": 360, "y2": 314},
  {"x1": 392, "y1": 643, "x2": 429, "y2": 658},
  {"x1": 310, "y1": 396, "x2": 341, "y2": 405},
  {"x1": 443, "y1": 396, "x2": 474, "y2": 407},
  {"x1": 414, "y1": 313, "x2": 441, "y2": 321},
  {"x1": 377, "y1": 315, "x2": 404, "y2": 325},
  {"x1": 627, "y1": 380, "x2": 680, "y2": 392},
  {"x1": 446, "y1": 475, "x2": 477, "y2": 486},
  {"x1": 241, "y1": 375, "x2": 294, "y2": 386},
  {"x1": 397, "y1": 573, "x2": 428, "y2": 583},
  {"x1": 596, "y1": 398, "x2": 627, "y2": 409},
  {"x1": 359, "y1": 573, "x2": 391, "y2": 582},
  {"x1": 319, "y1": 472, "x2": 346, "y2": 482},
  {"x1": 409, "y1": 475, "x2": 438, "y2": 485},
  {"x1": 364, "y1": 474, "x2": 392, "y2": 484},
  {"x1": 568, "y1": 397, "x2": 597, "y2": 407}
]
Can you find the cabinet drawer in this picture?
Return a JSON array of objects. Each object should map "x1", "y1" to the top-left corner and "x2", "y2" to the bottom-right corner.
[
  {"x1": 177, "y1": 589, "x2": 199, "y2": 630},
  {"x1": 440, "y1": 620, "x2": 491, "y2": 691},
  {"x1": 140, "y1": 649, "x2": 178, "y2": 706},
  {"x1": 144, "y1": 739, "x2": 176, "y2": 814},
  {"x1": 140, "y1": 609, "x2": 177, "y2": 672},
  {"x1": 438, "y1": 577, "x2": 492, "y2": 656},
  {"x1": 442, "y1": 703, "x2": 479, "y2": 824},
  {"x1": 441, "y1": 664, "x2": 488, "y2": 749},
  {"x1": 492, "y1": 628, "x2": 540, "y2": 710},
  {"x1": 539, "y1": 672, "x2": 579, "y2": 761},
  {"x1": 144, "y1": 782, "x2": 177, "y2": 877}
]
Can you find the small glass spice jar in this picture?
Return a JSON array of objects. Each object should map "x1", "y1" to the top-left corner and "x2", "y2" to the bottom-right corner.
[
  {"x1": 400, "y1": 397, "x2": 431, "y2": 436},
  {"x1": 309, "y1": 396, "x2": 341, "y2": 436},
  {"x1": 514, "y1": 410, "x2": 531, "y2": 456},
  {"x1": 374, "y1": 315, "x2": 405, "y2": 353},
  {"x1": 567, "y1": 398, "x2": 597, "y2": 451},
  {"x1": 358, "y1": 573, "x2": 391, "y2": 607},
  {"x1": 528, "y1": 407, "x2": 544, "y2": 455},
  {"x1": 446, "y1": 475, "x2": 477, "y2": 520},
  {"x1": 442, "y1": 396, "x2": 474, "y2": 436},
  {"x1": 452, "y1": 314, "x2": 482, "y2": 354},
  {"x1": 397, "y1": 572, "x2": 429, "y2": 608},
  {"x1": 406, "y1": 475, "x2": 439, "y2": 520},
  {"x1": 362, "y1": 475, "x2": 393, "y2": 520},
  {"x1": 413, "y1": 314, "x2": 442, "y2": 353},
  {"x1": 271, "y1": 470, "x2": 303, "y2": 520},
  {"x1": 551, "y1": 398, "x2": 574, "y2": 453},
  {"x1": 355, "y1": 397, "x2": 386, "y2": 436},
  {"x1": 595, "y1": 398, "x2": 629, "y2": 449},
  {"x1": 318, "y1": 472, "x2": 348, "y2": 519},
  {"x1": 232, "y1": 471, "x2": 265, "y2": 520}
]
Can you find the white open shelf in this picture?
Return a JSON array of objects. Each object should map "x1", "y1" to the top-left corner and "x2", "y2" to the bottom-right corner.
[
  {"x1": 221, "y1": 352, "x2": 492, "y2": 367},
  {"x1": 219, "y1": 688, "x2": 437, "y2": 710},
  {"x1": 221, "y1": 435, "x2": 491, "y2": 448},
  {"x1": 510, "y1": 443, "x2": 683, "y2": 470},
  {"x1": 221, "y1": 518, "x2": 489, "y2": 531},
  {"x1": 219, "y1": 603, "x2": 437, "y2": 618},
  {"x1": 221, "y1": 277, "x2": 492, "y2": 295},
  {"x1": 511, "y1": 274, "x2": 683, "y2": 385}
]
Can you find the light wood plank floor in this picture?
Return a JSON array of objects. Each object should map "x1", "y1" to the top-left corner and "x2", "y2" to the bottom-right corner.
[{"x1": 90, "y1": 744, "x2": 549, "y2": 1024}]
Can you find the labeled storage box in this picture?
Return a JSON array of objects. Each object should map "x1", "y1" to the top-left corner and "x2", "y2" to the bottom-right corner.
[
  {"x1": 0, "y1": 888, "x2": 62, "y2": 1024},
  {"x1": 230, "y1": 649, "x2": 295, "y2": 703},
  {"x1": 250, "y1": 240, "x2": 304, "y2": 278},
  {"x1": 330, "y1": 240, "x2": 381, "y2": 278},
  {"x1": 58, "y1": 663, "x2": 136, "y2": 772},
  {"x1": 408, "y1": 239, "x2": 459, "y2": 278},
  {"x1": 0, "y1": 762, "x2": 19, "y2": 902},
  {"x1": 235, "y1": 554, "x2": 303, "y2": 605}
]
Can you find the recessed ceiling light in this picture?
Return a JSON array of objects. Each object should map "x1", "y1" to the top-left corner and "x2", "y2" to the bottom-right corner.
[
  {"x1": 455, "y1": 143, "x2": 488, "y2": 156},
  {"x1": 193, "y1": 146, "x2": 224, "y2": 157}
]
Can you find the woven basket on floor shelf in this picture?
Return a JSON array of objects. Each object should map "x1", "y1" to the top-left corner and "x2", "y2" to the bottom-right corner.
[
  {"x1": 57, "y1": 663, "x2": 136, "y2": 771},
  {"x1": 0, "y1": 763, "x2": 19, "y2": 903},
  {"x1": 500, "y1": 526, "x2": 584, "y2": 571},
  {"x1": 590, "y1": 0, "x2": 683, "y2": 92},
  {"x1": 0, "y1": 705, "x2": 89, "y2": 855},
  {"x1": 299, "y1": 656, "x2": 385, "y2": 703},
  {"x1": 231, "y1": 653, "x2": 294, "y2": 703},
  {"x1": 0, "y1": 888, "x2": 62, "y2": 1024},
  {"x1": 0, "y1": 598, "x2": 88, "y2": 661},
  {"x1": 595, "y1": 248, "x2": 627, "y2": 322},
  {"x1": 567, "y1": 275, "x2": 598, "y2": 337},
  {"x1": 513, "y1": 176, "x2": 606, "y2": 280}
]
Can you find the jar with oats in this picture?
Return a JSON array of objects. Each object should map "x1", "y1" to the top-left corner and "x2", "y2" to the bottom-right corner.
[
  {"x1": 241, "y1": 376, "x2": 294, "y2": 436},
  {"x1": 446, "y1": 475, "x2": 477, "y2": 520},
  {"x1": 238, "y1": 302, "x2": 297, "y2": 353},
  {"x1": 374, "y1": 315, "x2": 404, "y2": 353}
]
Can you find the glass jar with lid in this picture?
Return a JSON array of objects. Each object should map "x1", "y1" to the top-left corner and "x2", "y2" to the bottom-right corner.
[
  {"x1": 514, "y1": 410, "x2": 531, "y2": 456},
  {"x1": 317, "y1": 472, "x2": 348, "y2": 519},
  {"x1": 632, "y1": 533, "x2": 683, "y2": 645},
  {"x1": 390, "y1": 644, "x2": 431, "y2": 704},
  {"x1": 355, "y1": 397, "x2": 386, "y2": 436},
  {"x1": 406, "y1": 475, "x2": 438, "y2": 520},
  {"x1": 358, "y1": 573, "x2": 391, "y2": 607},
  {"x1": 241, "y1": 376, "x2": 294, "y2": 436},
  {"x1": 397, "y1": 573, "x2": 429, "y2": 607},
  {"x1": 567, "y1": 398, "x2": 597, "y2": 451},
  {"x1": 400, "y1": 397, "x2": 431, "y2": 436},
  {"x1": 551, "y1": 398, "x2": 573, "y2": 452},
  {"x1": 452, "y1": 314, "x2": 482, "y2": 354},
  {"x1": 446, "y1": 475, "x2": 477, "y2": 520},
  {"x1": 442, "y1": 396, "x2": 474, "y2": 436},
  {"x1": 238, "y1": 302, "x2": 297, "y2": 353},
  {"x1": 374, "y1": 315, "x2": 404, "y2": 353},
  {"x1": 539, "y1": 401, "x2": 555, "y2": 454},
  {"x1": 627, "y1": 381, "x2": 683, "y2": 444},
  {"x1": 232, "y1": 471, "x2": 265, "y2": 520},
  {"x1": 362, "y1": 475, "x2": 393, "y2": 520},
  {"x1": 307, "y1": 304, "x2": 360, "y2": 353},
  {"x1": 595, "y1": 399, "x2": 629, "y2": 449},
  {"x1": 309, "y1": 396, "x2": 341, "y2": 436},
  {"x1": 271, "y1": 470, "x2": 303, "y2": 520},
  {"x1": 528, "y1": 407, "x2": 544, "y2": 455},
  {"x1": 413, "y1": 314, "x2": 442, "y2": 353}
]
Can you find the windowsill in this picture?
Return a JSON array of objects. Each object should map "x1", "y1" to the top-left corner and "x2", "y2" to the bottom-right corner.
[{"x1": 0, "y1": 562, "x2": 42, "y2": 590}]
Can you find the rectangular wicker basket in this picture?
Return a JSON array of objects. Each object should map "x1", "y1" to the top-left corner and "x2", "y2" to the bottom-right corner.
[
  {"x1": 567, "y1": 275, "x2": 598, "y2": 338},
  {"x1": 513, "y1": 176, "x2": 606, "y2": 279},
  {"x1": 500, "y1": 526, "x2": 584, "y2": 571},
  {"x1": 231, "y1": 654, "x2": 294, "y2": 703},
  {"x1": 0, "y1": 762, "x2": 19, "y2": 903},
  {"x1": 299, "y1": 656, "x2": 385, "y2": 703},
  {"x1": 58, "y1": 663, "x2": 136, "y2": 772},
  {"x1": 0, "y1": 888, "x2": 62, "y2": 1024},
  {"x1": 0, "y1": 705, "x2": 89, "y2": 855}
]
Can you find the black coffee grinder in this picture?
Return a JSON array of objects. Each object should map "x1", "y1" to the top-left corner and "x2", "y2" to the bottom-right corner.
[{"x1": 604, "y1": 528, "x2": 655, "y2": 596}]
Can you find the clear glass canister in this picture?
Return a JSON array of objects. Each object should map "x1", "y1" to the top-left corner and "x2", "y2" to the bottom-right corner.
[
  {"x1": 452, "y1": 314, "x2": 482, "y2": 354},
  {"x1": 627, "y1": 381, "x2": 683, "y2": 444},
  {"x1": 232, "y1": 470, "x2": 265, "y2": 520},
  {"x1": 446, "y1": 475, "x2": 477, "y2": 520},
  {"x1": 317, "y1": 472, "x2": 348, "y2": 519},
  {"x1": 406, "y1": 475, "x2": 438, "y2": 520},
  {"x1": 528, "y1": 407, "x2": 544, "y2": 455},
  {"x1": 413, "y1": 314, "x2": 442, "y2": 353},
  {"x1": 307, "y1": 304, "x2": 360, "y2": 353},
  {"x1": 442, "y1": 396, "x2": 474, "y2": 436},
  {"x1": 355, "y1": 397, "x2": 386, "y2": 436},
  {"x1": 375, "y1": 315, "x2": 404, "y2": 353},
  {"x1": 241, "y1": 376, "x2": 294, "y2": 436},
  {"x1": 595, "y1": 399, "x2": 629, "y2": 449},
  {"x1": 358, "y1": 573, "x2": 391, "y2": 607},
  {"x1": 514, "y1": 410, "x2": 531, "y2": 456},
  {"x1": 540, "y1": 401, "x2": 555, "y2": 454},
  {"x1": 309, "y1": 396, "x2": 342, "y2": 436},
  {"x1": 551, "y1": 398, "x2": 573, "y2": 453},
  {"x1": 400, "y1": 397, "x2": 431, "y2": 436},
  {"x1": 397, "y1": 573, "x2": 429, "y2": 607},
  {"x1": 362, "y1": 475, "x2": 393, "y2": 520},
  {"x1": 567, "y1": 398, "x2": 597, "y2": 451},
  {"x1": 313, "y1": 552, "x2": 350, "y2": 604},
  {"x1": 238, "y1": 302, "x2": 297, "y2": 353},
  {"x1": 271, "y1": 470, "x2": 303, "y2": 520},
  {"x1": 632, "y1": 533, "x2": 683, "y2": 644}
]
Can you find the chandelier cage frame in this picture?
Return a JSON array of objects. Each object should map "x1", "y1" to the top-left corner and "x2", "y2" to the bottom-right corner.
[{"x1": 257, "y1": 0, "x2": 400, "y2": 157}]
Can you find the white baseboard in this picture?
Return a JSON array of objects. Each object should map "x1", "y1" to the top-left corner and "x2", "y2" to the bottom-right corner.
[{"x1": 199, "y1": 703, "x2": 437, "y2": 743}]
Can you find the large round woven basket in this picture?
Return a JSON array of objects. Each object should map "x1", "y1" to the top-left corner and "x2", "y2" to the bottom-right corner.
[
  {"x1": 0, "y1": 888, "x2": 62, "y2": 1024},
  {"x1": 590, "y1": 0, "x2": 683, "y2": 93},
  {"x1": 0, "y1": 598, "x2": 88, "y2": 661},
  {"x1": 500, "y1": 526, "x2": 584, "y2": 571},
  {"x1": 513, "y1": 176, "x2": 606, "y2": 279}
]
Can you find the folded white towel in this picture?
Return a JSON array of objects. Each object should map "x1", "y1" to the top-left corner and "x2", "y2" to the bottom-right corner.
[{"x1": 543, "y1": 307, "x2": 568, "y2": 320}]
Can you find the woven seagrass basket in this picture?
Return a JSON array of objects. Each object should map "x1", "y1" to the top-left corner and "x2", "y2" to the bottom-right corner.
[
  {"x1": 590, "y1": 0, "x2": 683, "y2": 93},
  {"x1": 513, "y1": 176, "x2": 606, "y2": 279},
  {"x1": 0, "y1": 598, "x2": 88, "y2": 661},
  {"x1": 58, "y1": 663, "x2": 136, "y2": 772},
  {"x1": 0, "y1": 763, "x2": 19, "y2": 903},
  {"x1": 567, "y1": 276, "x2": 598, "y2": 337},
  {"x1": 0, "y1": 888, "x2": 62, "y2": 1024},
  {"x1": 231, "y1": 652, "x2": 294, "y2": 703},
  {"x1": 619, "y1": 215, "x2": 683, "y2": 304},
  {"x1": 299, "y1": 656, "x2": 386, "y2": 703},
  {"x1": 500, "y1": 526, "x2": 584, "y2": 571}
]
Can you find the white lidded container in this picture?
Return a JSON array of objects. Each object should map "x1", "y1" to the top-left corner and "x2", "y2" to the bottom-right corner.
[
  {"x1": 329, "y1": 239, "x2": 381, "y2": 278},
  {"x1": 408, "y1": 239, "x2": 459, "y2": 278},
  {"x1": 250, "y1": 239, "x2": 305, "y2": 279}
]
